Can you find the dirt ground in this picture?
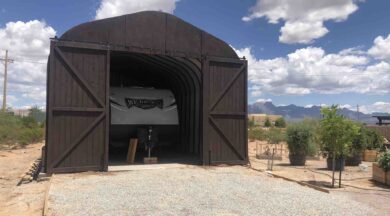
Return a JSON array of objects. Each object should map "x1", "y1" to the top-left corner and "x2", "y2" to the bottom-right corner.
[
  {"x1": 0, "y1": 143, "x2": 48, "y2": 216},
  {"x1": 249, "y1": 141, "x2": 390, "y2": 214}
]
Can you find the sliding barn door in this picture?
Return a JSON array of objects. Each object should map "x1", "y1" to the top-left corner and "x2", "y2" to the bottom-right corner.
[
  {"x1": 202, "y1": 57, "x2": 248, "y2": 164},
  {"x1": 46, "y1": 41, "x2": 110, "y2": 173}
]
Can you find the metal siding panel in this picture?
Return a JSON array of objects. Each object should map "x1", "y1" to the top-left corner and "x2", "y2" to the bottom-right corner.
[
  {"x1": 166, "y1": 15, "x2": 201, "y2": 55},
  {"x1": 125, "y1": 13, "x2": 166, "y2": 52}
]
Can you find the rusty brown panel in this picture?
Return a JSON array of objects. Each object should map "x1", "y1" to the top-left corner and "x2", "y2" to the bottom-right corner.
[
  {"x1": 125, "y1": 12, "x2": 166, "y2": 51},
  {"x1": 166, "y1": 15, "x2": 201, "y2": 55}
]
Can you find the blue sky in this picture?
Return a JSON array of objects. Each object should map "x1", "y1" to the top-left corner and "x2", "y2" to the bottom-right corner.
[{"x1": 0, "y1": 0, "x2": 389, "y2": 113}]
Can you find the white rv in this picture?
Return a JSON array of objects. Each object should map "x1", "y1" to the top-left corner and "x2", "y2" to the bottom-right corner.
[
  {"x1": 110, "y1": 87, "x2": 178, "y2": 125},
  {"x1": 109, "y1": 87, "x2": 179, "y2": 149}
]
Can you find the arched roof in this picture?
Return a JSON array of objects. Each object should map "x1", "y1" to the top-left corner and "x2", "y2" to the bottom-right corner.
[{"x1": 61, "y1": 11, "x2": 238, "y2": 59}]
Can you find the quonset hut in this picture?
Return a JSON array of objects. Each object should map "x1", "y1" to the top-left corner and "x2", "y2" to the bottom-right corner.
[{"x1": 45, "y1": 11, "x2": 248, "y2": 173}]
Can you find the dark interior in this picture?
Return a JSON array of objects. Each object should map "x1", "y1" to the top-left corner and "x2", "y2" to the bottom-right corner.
[{"x1": 109, "y1": 52, "x2": 202, "y2": 165}]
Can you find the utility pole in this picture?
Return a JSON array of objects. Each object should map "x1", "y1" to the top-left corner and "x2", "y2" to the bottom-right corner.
[
  {"x1": 357, "y1": 104, "x2": 360, "y2": 121},
  {"x1": 0, "y1": 50, "x2": 14, "y2": 112}
]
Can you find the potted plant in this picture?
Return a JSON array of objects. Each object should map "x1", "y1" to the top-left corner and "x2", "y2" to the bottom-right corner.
[
  {"x1": 373, "y1": 150, "x2": 390, "y2": 185},
  {"x1": 346, "y1": 125, "x2": 367, "y2": 166},
  {"x1": 286, "y1": 122, "x2": 315, "y2": 166},
  {"x1": 364, "y1": 129, "x2": 384, "y2": 162},
  {"x1": 319, "y1": 106, "x2": 359, "y2": 171}
]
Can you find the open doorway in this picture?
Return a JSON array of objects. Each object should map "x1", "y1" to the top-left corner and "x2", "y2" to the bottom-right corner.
[{"x1": 108, "y1": 52, "x2": 201, "y2": 166}]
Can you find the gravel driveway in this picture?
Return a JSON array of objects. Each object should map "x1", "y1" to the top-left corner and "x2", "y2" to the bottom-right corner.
[{"x1": 47, "y1": 165, "x2": 377, "y2": 216}]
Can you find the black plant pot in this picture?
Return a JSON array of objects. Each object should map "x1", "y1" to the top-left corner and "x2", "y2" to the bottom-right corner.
[
  {"x1": 289, "y1": 153, "x2": 306, "y2": 166},
  {"x1": 327, "y1": 157, "x2": 345, "y2": 171},
  {"x1": 345, "y1": 154, "x2": 363, "y2": 166}
]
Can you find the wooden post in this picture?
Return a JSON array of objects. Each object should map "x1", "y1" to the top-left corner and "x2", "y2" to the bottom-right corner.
[{"x1": 126, "y1": 138, "x2": 138, "y2": 164}]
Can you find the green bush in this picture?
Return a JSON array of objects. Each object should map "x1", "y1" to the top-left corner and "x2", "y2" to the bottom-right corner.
[
  {"x1": 286, "y1": 122, "x2": 316, "y2": 155},
  {"x1": 378, "y1": 150, "x2": 390, "y2": 171},
  {"x1": 274, "y1": 117, "x2": 286, "y2": 128},
  {"x1": 365, "y1": 129, "x2": 384, "y2": 151},
  {"x1": 267, "y1": 127, "x2": 285, "y2": 144},
  {"x1": 350, "y1": 125, "x2": 368, "y2": 155},
  {"x1": 248, "y1": 127, "x2": 266, "y2": 141},
  {"x1": 0, "y1": 111, "x2": 44, "y2": 149},
  {"x1": 264, "y1": 117, "x2": 271, "y2": 127}
]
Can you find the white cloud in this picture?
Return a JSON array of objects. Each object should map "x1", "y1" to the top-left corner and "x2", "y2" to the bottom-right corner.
[
  {"x1": 256, "y1": 98, "x2": 272, "y2": 103},
  {"x1": 243, "y1": 0, "x2": 358, "y2": 44},
  {"x1": 368, "y1": 34, "x2": 390, "y2": 61},
  {"x1": 95, "y1": 0, "x2": 180, "y2": 20},
  {"x1": 0, "y1": 20, "x2": 55, "y2": 107},
  {"x1": 340, "y1": 104, "x2": 352, "y2": 109},
  {"x1": 360, "y1": 102, "x2": 390, "y2": 114},
  {"x1": 234, "y1": 43, "x2": 390, "y2": 96}
]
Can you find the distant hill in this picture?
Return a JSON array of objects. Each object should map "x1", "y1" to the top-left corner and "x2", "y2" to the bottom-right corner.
[{"x1": 248, "y1": 102, "x2": 387, "y2": 124}]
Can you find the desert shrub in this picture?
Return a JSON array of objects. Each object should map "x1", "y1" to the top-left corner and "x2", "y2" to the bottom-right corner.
[
  {"x1": 264, "y1": 117, "x2": 271, "y2": 127},
  {"x1": 286, "y1": 122, "x2": 316, "y2": 155},
  {"x1": 378, "y1": 150, "x2": 390, "y2": 171},
  {"x1": 248, "y1": 119, "x2": 256, "y2": 130},
  {"x1": 274, "y1": 117, "x2": 286, "y2": 128},
  {"x1": 0, "y1": 111, "x2": 44, "y2": 148},
  {"x1": 267, "y1": 127, "x2": 285, "y2": 144},
  {"x1": 248, "y1": 127, "x2": 266, "y2": 141}
]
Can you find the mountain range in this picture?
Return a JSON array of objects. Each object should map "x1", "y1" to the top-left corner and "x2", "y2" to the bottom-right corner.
[{"x1": 248, "y1": 102, "x2": 388, "y2": 124}]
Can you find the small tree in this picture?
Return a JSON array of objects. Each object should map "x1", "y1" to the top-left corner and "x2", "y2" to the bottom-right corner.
[
  {"x1": 264, "y1": 117, "x2": 271, "y2": 127},
  {"x1": 319, "y1": 105, "x2": 359, "y2": 187},
  {"x1": 274, "y1": 117, "x2": 286, "y2": 128}
]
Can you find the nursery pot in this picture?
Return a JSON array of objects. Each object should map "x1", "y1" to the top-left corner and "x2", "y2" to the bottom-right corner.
[
  {"x1": 345, "y1": 154, "x2": 363, "y2": 166},
  {"x1": 289, "y1": 153, "x2": 306, "y2": 166},
  {"x1": 327, "y1": 157, "x2": 345, "y2": 171}
]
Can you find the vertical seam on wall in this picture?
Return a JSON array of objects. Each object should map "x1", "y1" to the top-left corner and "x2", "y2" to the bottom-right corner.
[{"x1": 165, "y1": 14, "x2": 167, "y2": 53}]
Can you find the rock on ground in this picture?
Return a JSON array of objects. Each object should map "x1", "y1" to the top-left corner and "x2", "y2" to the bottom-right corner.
[{"x1": 47, "y1": 165, "x2": 377, "y2": 216}]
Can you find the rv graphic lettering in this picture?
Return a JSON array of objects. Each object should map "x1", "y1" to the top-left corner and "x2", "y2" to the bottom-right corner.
[{"x1": 125, "y1": 98, "x2": 163, "y2": 109}]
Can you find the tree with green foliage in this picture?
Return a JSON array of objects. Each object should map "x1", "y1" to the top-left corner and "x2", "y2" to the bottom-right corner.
[
  {"x1": 319, "y1": 105, "x2": 359, "y2": 187},
  {"x1": 264, "y1": 117, "x2": 271, "y2": 127},
  {"x1": 274, "y1": 117, "x2": 286, "y2": 128}
]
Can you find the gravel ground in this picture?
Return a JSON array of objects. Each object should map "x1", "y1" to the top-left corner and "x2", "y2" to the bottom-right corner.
[{"x1": 47, "y1": 166, "x2": 378, "y2": 216}]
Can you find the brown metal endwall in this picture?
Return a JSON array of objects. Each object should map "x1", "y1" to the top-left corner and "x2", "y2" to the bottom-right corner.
[
  {"x1": 203, "y1": 57, "x2": 248, "y2": 164},
  {"x1": 46, "y1": 42, "x2": 109, "y2": 173}
]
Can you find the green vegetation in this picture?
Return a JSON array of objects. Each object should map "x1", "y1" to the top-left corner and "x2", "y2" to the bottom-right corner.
[
  {"x1": 264, "y1": 117, "x2": 271, "y2": 127},
  {"x1": 365, "y1": 129, "x2": 384, "y2": 151},
  {"x1": 378, "y1": 150, "x2": 390, "y2": 171},
  {"x1": 274, "y1": 117, "x2": 286, "y2": 128},
  {"x1": 0, "y1": 107, "x2": 45, "y2": 149},
  {"x1": 286, "y1": 122, "x2": 316, "y2": 156},
  {"x1": 248, "y1": 127, "x2": 267, "y2": 141},
  {"x1": 266, "y1": 127, "x2": 285, "y2": 144},
  {"x1": 319, "y1": 105, "x2": 359, "y2": 158}
]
